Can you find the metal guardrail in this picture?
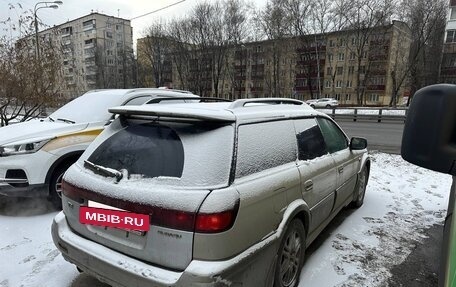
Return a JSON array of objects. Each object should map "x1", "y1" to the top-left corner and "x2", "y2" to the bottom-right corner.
[{"x1": 315, "y1": 107, "x2": 408, "y2": 123}]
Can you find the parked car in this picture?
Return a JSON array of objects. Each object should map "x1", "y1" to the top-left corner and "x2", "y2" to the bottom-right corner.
[
  {"x1": 401, "y1": 84, "x2": 456, "y2": 287},
  {"x1": 0, "y1": 88, "x2": 198, "y2": 208},
  {"x1": 306, "y1": 98, "x2": 339, "y2": 108},
  {"x1": 52, "y1": 98, "x2": 370, "y2": 287}
]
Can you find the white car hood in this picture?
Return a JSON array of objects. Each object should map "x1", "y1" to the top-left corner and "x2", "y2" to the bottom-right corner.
[{"x1": 0, "y1": 120, "x2": 89, "y2": 146}]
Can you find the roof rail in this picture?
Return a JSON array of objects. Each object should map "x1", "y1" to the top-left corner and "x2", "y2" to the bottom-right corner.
[
  {"x1": 228, "y1": 98, "x2": 304, "y2": 109},
  {"x1": 146, "y1": 97, "x2": 232, "y2": 104},
  {"x1": 156, "y1": 88, "x2": 194, "y2": 94}
]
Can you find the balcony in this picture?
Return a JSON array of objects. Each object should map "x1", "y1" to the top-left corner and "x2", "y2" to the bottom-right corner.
[
  {"x1": 83, "y1": 24, "x2": 95, "y2": 32},
  {"x1": 296, "y1": 45, "x2": 327, "y2": 53},
  {"x1": 441, "y1": 67, "x2": 456, "y2": 75},
  {"x1": 295, "y1": 72, "x2": 322, "y2": 79},
  {"x1": 86, "y1": 69, "x2": 97, "y2": 76},
  {"x1": 84, "y1": 43, "x2": 95, "y2": 49},
  {"x1": 366, "y1": 85, "x2": 386, "y2": 91},
  {"x1": 250, "y1": 87, "x2": 263, "y2": 92}
]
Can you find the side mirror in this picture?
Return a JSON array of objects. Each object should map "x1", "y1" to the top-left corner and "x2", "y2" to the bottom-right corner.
[
  {"x1": 350, "y1": 137, "x2": 367, "y2": 150},
  {"x1": 401, "y1": 84, "x2": 456, "y2": 175}
]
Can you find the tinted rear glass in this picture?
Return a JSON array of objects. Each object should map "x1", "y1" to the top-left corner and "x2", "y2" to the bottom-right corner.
[
  {"x1": 87, "y1": 121, "x2": 234, "y2": 187},
  {"x1": 88, "y1": 124, "x2": 184, "y2": 178}
]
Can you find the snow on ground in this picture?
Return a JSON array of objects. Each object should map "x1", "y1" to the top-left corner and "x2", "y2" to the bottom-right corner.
[
  {"x1": 300, "y1": 152, "x2": 451, "y2": 287},
  {"x1": 0, "y1": 152, "x2": 451, "y2": 287}
]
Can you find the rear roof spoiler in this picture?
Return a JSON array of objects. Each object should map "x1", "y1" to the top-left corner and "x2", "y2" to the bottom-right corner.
[{"x1": 109, "y1": 105, "x2": 236, "y2": 122}]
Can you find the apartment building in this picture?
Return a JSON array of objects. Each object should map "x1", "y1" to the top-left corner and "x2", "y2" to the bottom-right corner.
[
  {"x1": 39, "y1": 12, "x2": 133, "y2": 98},
  {"x1": 441, "y1": 0, "x2": 456, "y2": 84},
  {"x1": 138, "y1": 21, "x2": 411, "y2": 106}
]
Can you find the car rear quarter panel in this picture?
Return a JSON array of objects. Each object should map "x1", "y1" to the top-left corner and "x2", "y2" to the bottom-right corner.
[{"x1": 192, "y1": 163, "x2": 301, "y2": 261}]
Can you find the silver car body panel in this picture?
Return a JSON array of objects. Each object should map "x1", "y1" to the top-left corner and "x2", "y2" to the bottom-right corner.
[{"x1": 53, "y1": 100, "x2": 369, "y2": 286}]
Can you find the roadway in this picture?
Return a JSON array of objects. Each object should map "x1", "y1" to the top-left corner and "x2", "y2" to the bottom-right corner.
[{"x1": 336, "y1": 120, "x2": 405, "y2": 154}]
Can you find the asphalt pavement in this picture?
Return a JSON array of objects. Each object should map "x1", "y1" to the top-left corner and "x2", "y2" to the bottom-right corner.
[{"x1": 336, "y1": 120, "x2": 405, "y2": 154}]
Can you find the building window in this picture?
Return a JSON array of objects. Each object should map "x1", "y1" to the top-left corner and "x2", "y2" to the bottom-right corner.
[
  {"x1": 327, "y1": 67, "x2": 333, "y2": 75},
  {"x1": 359, "y1": 65, "x2": 366, "y2": 74},
  {"x1": 335, "y1": 94, "x2": 341, "y2": 100},
  {"x1": 338, "y1": 53, "x2": 345, "y2": 61},
  {"x1": 349, "y1": 52, "x2": 355, "y2": 60},
  {"x1": 328, "y1": 53, "x2": 333, "y2": 61},
  {"x1": 337, "y1": 67, "x2": 343, "y2": 75},
  {"x1": 336, "y1": 80, "x2": 343, "y2": 88},
  {"x1": 368, "y1": 94, "x2": 380, "y2": 102},
  {"x1": 346, "y1": 80, "x2": 352, "y2": 88},
  {"x1": 451, "y1": 8, "x2": 456, "y2": 20},
  {"x1": 325, "y1": 80, "x2": 331, "y2": 88},
  {"x1": 106, "y1": 31, "x2": 113, "y2": 38},
  {"x1": 329, "y1": 39, "x2": 334, "y2": 47},
  {"x1": 447, "y1": 30, "x2": 456, "y2": 43},
  {"x1": 345, "y1": 94, "x2": 351, "y2": 101},
  {"x1": 338, "y1": 38, "x2": 345, "y2": 47},
  {"x1": 348, "y1": 66, "x2": 355, "y2": 74}
]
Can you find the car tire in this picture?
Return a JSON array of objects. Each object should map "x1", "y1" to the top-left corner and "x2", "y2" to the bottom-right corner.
[
  {"x1": 49, "y1": 161, "x2": 74, "y2": 209},
  {"x1": 274, "y1": 219, "x2": 306, "y2": 287},
  {"x1": 326, "y1": 104, "x2": 331, "y2": 108},
  {"x1": 351, "y1": 166, "x2": 368, "y2": 208},
  {"x1": 310, "y1": 104, "x2": 315, "y2": 108}
]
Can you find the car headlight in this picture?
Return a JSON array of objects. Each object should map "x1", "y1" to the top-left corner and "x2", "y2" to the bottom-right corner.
[{"x1": 0, "y1": 139, "x2": 52, "y2": 157}]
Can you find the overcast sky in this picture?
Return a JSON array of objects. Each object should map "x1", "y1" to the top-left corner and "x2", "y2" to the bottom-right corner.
[{"x1": 1, "y1": 0, "x2": 265, "y2": 45}]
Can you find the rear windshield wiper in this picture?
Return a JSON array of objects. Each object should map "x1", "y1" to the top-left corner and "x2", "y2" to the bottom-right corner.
[
  {"x1": 84, "y1": 160, "x2": 123, "y2": 182},
  {"x1": 57, "y1": 118, "x2": 75, "y2": 124}
]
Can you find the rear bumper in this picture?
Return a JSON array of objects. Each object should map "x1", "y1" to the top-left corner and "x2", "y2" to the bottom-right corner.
[{"x1": 52, "y1": 212, "x2": 278, "y2": 287}]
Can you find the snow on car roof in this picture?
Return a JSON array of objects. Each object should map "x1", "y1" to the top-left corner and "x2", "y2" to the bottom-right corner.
[
  {"x1": 109, "y1": 99, "x2": 327, "y2": 123},
  {"x1": 51, "y1": 89, "x2": 198, "y2": 124}
]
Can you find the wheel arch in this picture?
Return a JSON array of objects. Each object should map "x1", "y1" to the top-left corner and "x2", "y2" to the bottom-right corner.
[
  {"x1": 279, "y1": 200, "x2": 311, "y2": 239},
  {"x1": 45, "y1": 151, "x2": 84, "y2": 186}
]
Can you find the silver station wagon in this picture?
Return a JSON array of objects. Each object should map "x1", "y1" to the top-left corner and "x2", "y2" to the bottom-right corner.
[{"x1": 52, "y1": 98, "x2": 370, "y2": 287}]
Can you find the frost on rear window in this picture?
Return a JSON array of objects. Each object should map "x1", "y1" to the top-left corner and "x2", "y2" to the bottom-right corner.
[
  {"x1": 236, "y1": 120, "x2": 297, "y2": 178},
  {"x1": 85, "y1": 121, "x2": 234, "y2": 187}
]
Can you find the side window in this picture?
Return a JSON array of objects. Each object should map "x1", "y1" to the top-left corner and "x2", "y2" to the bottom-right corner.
[
  {"x1": 236, "y1": 120, "x2": 297, "y2": 178},
  {"x1": 124, "y1": 96, "x2": 151, "y2": 106},
  {"x1": 294, "y1": 118, "x2": 328, "y2": 160},
  {"x1": 317, "y1": 118, "x2": 348, "y2": 153}
]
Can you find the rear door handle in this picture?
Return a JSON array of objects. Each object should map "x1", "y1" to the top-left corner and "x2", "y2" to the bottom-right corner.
[
  {"x1": 304, "y1": 180, "x2": 313, "y2": 191},
  {"x1": 338, "y1": 166, "x2": 344, "y2": 174}
]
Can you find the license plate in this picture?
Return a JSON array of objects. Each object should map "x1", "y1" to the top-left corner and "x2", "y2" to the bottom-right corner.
[{"x1": 80, "y1": 203, "x2": 150, "y2": 232}]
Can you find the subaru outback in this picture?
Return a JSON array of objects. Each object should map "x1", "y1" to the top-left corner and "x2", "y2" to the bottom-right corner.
[{"x1": 52, "y1": 98, "x2": 370, "y2": 286}]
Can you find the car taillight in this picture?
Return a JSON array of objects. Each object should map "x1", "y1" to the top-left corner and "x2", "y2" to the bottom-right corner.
[
  {"x1": 62, "y1": 179, "x2": 84, "y2": 203},
  {"x1": 153, "y1": 209, "x2": 195, "y2": 232},
  {"x1": 195, "y1": 210, "x2": 237, "y2": 233}
]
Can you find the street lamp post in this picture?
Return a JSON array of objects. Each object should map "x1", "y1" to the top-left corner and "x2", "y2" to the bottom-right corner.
[{"x1": 34, "y1": 1, "x2": 63, "y2": 59}]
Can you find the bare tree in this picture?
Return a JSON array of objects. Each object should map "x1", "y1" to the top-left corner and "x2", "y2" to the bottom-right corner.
[
  {"x1": 0, "y1": 5, "x2": 63, "y2": 126},
  {"x1": 392, "y1": 0, "x2": 447, "y2": 106},
  {"x1": 138, "y1": 22, "x2": 173, "y2": 88},
  {"x1": 223, "y1": 0, "x2": 251, "y2": 99},
  {"x1": 335, "y1": 0, "x2": 395, "y2": 106},
  {"x1": 254, "y1": 0, "x2": 291, "y2": 97}
]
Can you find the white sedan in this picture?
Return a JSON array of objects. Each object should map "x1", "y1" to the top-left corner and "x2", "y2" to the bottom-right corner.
[{"x1": 306, "y1": 98, "x2": 339, "y2": 108}]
